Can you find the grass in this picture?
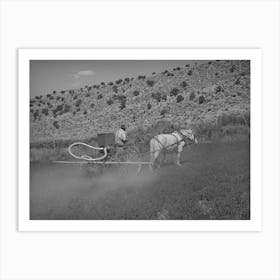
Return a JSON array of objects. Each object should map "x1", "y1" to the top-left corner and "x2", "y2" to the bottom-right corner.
[
  {"x1": 30, "y1": 113, "x2": 250, "y2": 162},
  {"x1": 30, "y1": 141, "x2": 250, "y2": 220}
]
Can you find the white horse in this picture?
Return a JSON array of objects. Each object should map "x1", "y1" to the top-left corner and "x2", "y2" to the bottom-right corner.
[{"x1": 150, "y1": 129, "x2": 197, "y2": 170}]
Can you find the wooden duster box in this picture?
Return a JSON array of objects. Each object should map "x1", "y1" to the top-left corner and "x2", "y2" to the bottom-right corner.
[{"x1": 96, "y1": 133, "x2": 115, "y2": 147}]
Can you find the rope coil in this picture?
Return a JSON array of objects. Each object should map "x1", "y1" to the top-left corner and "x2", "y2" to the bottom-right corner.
[{"x1": 68, "y1": 142, "x2": 108, "y2": 161}]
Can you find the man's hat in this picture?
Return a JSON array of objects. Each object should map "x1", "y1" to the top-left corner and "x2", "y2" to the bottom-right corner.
[{"x1": 121, "y1": 124, "x2": 126, "y2": 130}]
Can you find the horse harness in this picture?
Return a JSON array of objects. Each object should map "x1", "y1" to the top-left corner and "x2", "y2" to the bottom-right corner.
[{"x1": 153, "y1": 131, "x2": 187, "y2": 152}]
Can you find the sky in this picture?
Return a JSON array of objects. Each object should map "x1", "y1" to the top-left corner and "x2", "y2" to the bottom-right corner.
[{"x1": 30, "y1": 60, "x2": 206, "y2": 98}]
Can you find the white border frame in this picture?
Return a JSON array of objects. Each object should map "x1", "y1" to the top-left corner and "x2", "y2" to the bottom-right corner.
[{"x1": 18, "y1": 48, "x2": 262, "y2": 232}]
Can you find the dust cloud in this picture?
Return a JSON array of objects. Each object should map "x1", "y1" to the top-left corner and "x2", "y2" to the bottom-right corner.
[{"x1": 30, "y1": 163, "x2": 157, "y2": 219}]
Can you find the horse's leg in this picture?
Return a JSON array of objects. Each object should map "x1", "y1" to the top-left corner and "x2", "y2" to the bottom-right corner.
[
  {"x1": 155, "y1": 151, "x2": 160, "y2": 169},
  {"x1": 176, "y1": 143, "x2": 184, "y2": 166},
  {"x1": 150, "y1": 144, "x2": 156, "y2": 171},
  {"x1": 150, "y1": 150, "x2": 159, "y2": 171},
  {"x1": 176, "y1": 151, "x2": 181, "y2": 166},
  {"x1": 163, "y1": 150, "x2": 167, "y2": 164},
  {"x1": 137, "y1": 163, "x2": 142, "y2": 173}
]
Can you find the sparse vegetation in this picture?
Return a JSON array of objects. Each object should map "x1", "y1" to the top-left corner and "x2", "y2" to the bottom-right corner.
[
  {"x1": 170, "y1": 88, "x2": 179, "y2": 97},
  {"x1": 198, "y1": 95, "x2": 206, "y2": 104},
  {"x1": 107, "y1": 99, "x2": 113, "y2": 105},
  {"x1": 215, "y1": 85, "x2": 223, "y2": 93},
  {"x1": 146, "y1": 80, "x2": 155, "y2": 87},
  {"x1": 75, "y1": 99, "x2": 82, "y2": 107},
  {"x1": 160, "y1": 109, "x2": 168, "y2": 117},
  {"x1": 30, "y1": 60, "x2": 250, "y2": 145},
  {"x1": 53, "y1": 121, "x2": 59, "y2": 129},
  {"x1": 176, "y1": 95, "x2": 184, "y2": 103},
  {"x1": 189, "y1": 91, "x2": 196, "y2": 101},
  {"x1": 138, "y1": 75, "x2": 146, "y2": 80},
  {"x1": 235, "y1": 78, "x2": 241, "y2": 85},
  {"x1": 113, "y1": 86, "x2": 118, "y2": 93},
  {"x1": 230, "y1": 65, "x2": 236, "y2": 73},
  {"x1": 118, "y1": 95, "x2": 127, "y2": 110},
  {"x1": 152, "y1": 92, "x2": 161, "y2": 102},
  {"x1": 180, "y1": 81, "x2": 188, "y2": 88},
  {"x1": 133, "y1": 90, "x2": 140, "y2": 96}
]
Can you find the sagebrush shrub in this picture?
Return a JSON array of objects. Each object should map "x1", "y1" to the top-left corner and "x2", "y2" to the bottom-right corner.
[
  {"x1": 235, "y1": 78, "x2": 241, "y2": 85},
  {"x1": 230, "y1": 65, "x2": 236, "y2": 73},
  {"x1": 176, "y1": 95, "x2": 184, "y2": 103},
  {"x1": 33, "y1": 110, "x2": 39, "y2": 120},
  {"x1": 119, "y1": 99, "x2": 126, "y2": 110},
  {"x1": 160, "y1": 109, "x2": 168, "y2": 116},
  {"x1": 189, "y1": 91, "x2": 196, "y2": 101},
  {"x1": 42, "y1": 108, "x2": 49, "y2": 116},
  {"x1": 180, "y1": 81, "x2": 188, "y2": 88},
  {"x1": 63, "y1": 104, "x2": 71, "y2": 114},
  {"x1": 113, "y1": 86, "x2": 118, "y2": 93},
  {"x1": 53, "y1": 121, "x2": 59, "y2": 129},
  {"x1": 107, "y1": 99, "x2": 113, "y2": 105},
  {"x1": 170, "y1": 88, "x2": 179, "y2": 96},
  {"x1": 75, "y1": 99, "x2": 82, "y2": 107},
  {"x1": 198, "y1": 95, "x2": 206, "y2": 104},
  {"x1": 152, "y1": 92, "x2": 161, "y2": 102},
  {"x1": 215, "y1": 85, "x2": 222, "y2": 93},
  {"x1": 146, "y1": 80, "x2": 155, "y2": 87}
]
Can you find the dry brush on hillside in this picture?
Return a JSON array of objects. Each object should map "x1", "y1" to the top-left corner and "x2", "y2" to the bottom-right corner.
[{"x1": 30, "y1": 60, "x2": 250, "y2": 144}]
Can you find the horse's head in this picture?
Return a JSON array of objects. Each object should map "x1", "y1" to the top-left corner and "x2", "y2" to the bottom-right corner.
[{"x1": 180, "y1": 129, "x2": 198, "y2": 144}]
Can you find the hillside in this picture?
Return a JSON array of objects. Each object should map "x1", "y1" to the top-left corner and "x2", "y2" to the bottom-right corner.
[{"x1": 30, "y1": 60, "x2": 250, "y2": 143}]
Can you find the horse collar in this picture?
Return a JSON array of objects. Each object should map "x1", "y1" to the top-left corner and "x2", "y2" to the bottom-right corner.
[
  {"x1": 175, "y1": 131, "x2": 187, "y2": 142},
  {"x1": 172, "y1": 131, "x2": 185, "y2": 144}
]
